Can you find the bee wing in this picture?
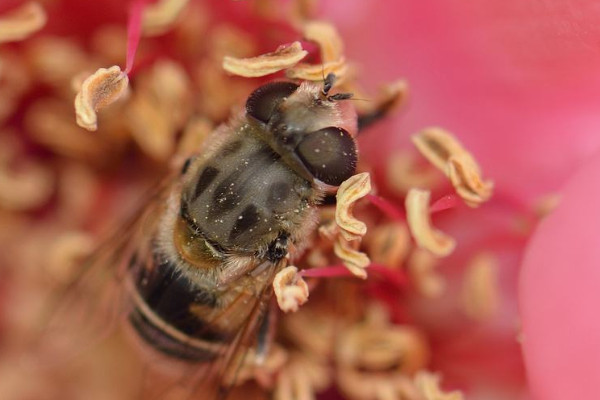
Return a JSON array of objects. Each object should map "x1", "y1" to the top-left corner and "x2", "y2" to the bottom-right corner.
[
  {"x1": 211, "y1": 265, "x2": 279, "y2": 399},
  {"x1": 137, "y1": 262, "x2": 282, "y2": 400},
  {"x1": 33, "y1": 178, "x2": 173, "y2": 365}
]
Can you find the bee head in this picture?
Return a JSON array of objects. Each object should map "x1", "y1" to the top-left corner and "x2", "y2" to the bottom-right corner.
[{"x1": 245, "y1": 79, "x2": 358, "y2": 187}]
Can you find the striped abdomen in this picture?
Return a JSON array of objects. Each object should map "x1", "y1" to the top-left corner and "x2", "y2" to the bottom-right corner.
[{"x1": 128, "y1": 249, "x2": 262, "y2": 361}]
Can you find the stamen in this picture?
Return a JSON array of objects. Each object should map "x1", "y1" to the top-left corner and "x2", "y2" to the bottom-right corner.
[
  {"x1": 74, "y1": 66, "x2": 129, "y2": 131},
  {"x1": 367, "y1": 194, "x2": 405, "y2": 221},
  {"x1": 45, "y1": 232, "x2": 94, "y2": 284},
  {"x1": 412, "y1": 127, "x2": 493, "y2": 207},
  {"x1": 0, "y1": 2, "x2": 46, "y2": 44},
  {"x1": 300, "y1": 265, "x2": 354, "y2": 278},
  {"x1": 405, "y1": 189, "x2": 456, "y2": 257},
  {"x1": 302, "y1": 20, "x2": 344, "y2": 63},
  {"x1": 125, "y1": 0, "x2": 146, "y2": 74},
  {"x1": 334, "y1": 237, "x2": 370, "y2": 279},
  {"x1": 413, "y1": 371, "x2": 464, "y2": 400},
  {"x1": 336, "y1": 306, "x2": 430, "y2": 400},
  {"x1": 461, "y1": 252, "x2": 499, "y2": 321},
  {"x1": 273, "y1": 266, "x2": 310, "y2": 313},
  {"x1": 0, "y1": 135, "x2": 54, "y2": 211},
  {"x1": 286, "y1": 58, "x2": 348, "y2": 83},
  {"x1": 408, "y1": 249, "x2": 445, "y2": 298},
  {"x1": 366, "y1": 223, "x2": 411, "y2": 269},
  {"x1": 142, "y1": 0, "x2": 190, "y2": 36},
  {"x1": 430, "y1": 193, "x2": 461, "y2": 214},
  {"x1": 126, "y1": 60, "x2": 192, "y2": 161},
  {"x1": 223, "y1": 41, "x2": 308, "y2": 77},
  {"x1": 336, "y1": 172, "x2": 371, "y2": 241}
]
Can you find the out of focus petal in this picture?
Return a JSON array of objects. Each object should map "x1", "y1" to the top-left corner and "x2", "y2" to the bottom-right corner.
[
  {"x1": 520, "y1": 150, "x2": 600, "y2": 400},
  {"x1": 319, "y1": 0, "x2": 600, "y2": 200}
]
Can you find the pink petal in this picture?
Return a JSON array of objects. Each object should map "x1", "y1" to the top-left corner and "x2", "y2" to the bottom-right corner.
[
  {"x1": 520, "y1": 150, "x2": 600, "y2": 399},
  {"x1": 319, "y1": 0, "x2": 600, "y2": 200}
]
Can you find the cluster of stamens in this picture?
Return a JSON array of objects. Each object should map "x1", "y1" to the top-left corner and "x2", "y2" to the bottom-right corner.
[{"x1": 0, "y1": 1, "x2": 535, "y2": 399}]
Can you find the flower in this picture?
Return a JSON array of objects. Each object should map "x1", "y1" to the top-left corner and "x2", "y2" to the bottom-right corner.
[{"x1": 2, "y1": 1, "x2": 598, "y2": 400}]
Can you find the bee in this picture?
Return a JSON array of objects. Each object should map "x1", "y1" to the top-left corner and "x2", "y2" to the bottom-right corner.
[
  {"x1": 129, "y1": 74, "x2": 357, "y2": 363},
  {"x1": 42, "y1": 73, "x2": 360, "y2": 397}
]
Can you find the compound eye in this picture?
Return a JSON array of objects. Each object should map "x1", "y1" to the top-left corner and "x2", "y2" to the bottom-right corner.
[
  {"x1": 246, "y1": 81, "x2": 299, "y2": 123},
  {"x1": 296, "y1": 127, "x2": 357, "y2": 186}
]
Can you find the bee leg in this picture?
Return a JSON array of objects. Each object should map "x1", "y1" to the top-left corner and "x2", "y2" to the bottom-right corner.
[
  {"x1": 180, "y1": 156, "x2": 193, "y2": 175},
  {"x1": 267, "y1": 233, "x2": 288, "y2": 263},
  {"x1": 254, "y1": 301, "x2": 277, "y2": 364}
]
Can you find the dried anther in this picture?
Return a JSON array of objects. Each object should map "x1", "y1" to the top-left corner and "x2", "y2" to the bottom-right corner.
[
  {"x1": 287, "y1": 20, "x2": 349, "y2": 84},
  {"x1": 405, "y1": 189, "x2": 456, "y2": 257},
  {"x1": 273, "y1": 266, "x2": 309, "y2": 313},
  {"x1": 275, "y1": 353, "x2": 330, "y2": 400},
  {"x1": 412, "y1": 127, "x2": 493, "y2": 207},
  {"x1": 223, "y1": 41, "x2": 308, "y2": 77},
  {"x1": 45, "y1": 232, "x2": 94, "y2": 284},
  {"x1": 302, "y1": 20, "x2": 343, "y2": 63},
  {"x1": 0, "y1": 135, "x2": 54, "y2": 211},
  {"x1": 74, "y1": 66, "x2": 129, "y2": 131},
  {"x1": 408, "y1": 249, "x2": 445, "y2": 298},
  {"x1": 336, "y1": 307, "x2": 430, "y2": 400},
  {"x1": 414, "y1": 371, "x2": 464, "y2": 400},
  {"x1": 386, "y1": 151, "x2": 441, "y2": 195},
  {"x1": 127, "y1": 61, "x2": 192, "y2": 161},
  {"x1": 0, "y1": 2, "x2": 47, "y2": 43},
  {"x1": 447, "y1": 154, "x2": 493, "y2": 207},
  {"x1": 286, "y1": 58, "x2": 348, "y2": 83},
  {"x1": 0, "y1": 157, "x2": 54, "y2": 211},
  {"x1": 366, "y1": 222, "x2": 410, "y2": 269},
  {"x1": 333, "y1": 237, "x2": 369, "y2": 279},
  {"x1": 336, "y1": 172, "x2": 371, "y2": 242},
  {"x1": 229, "y1": 345, "x2": 289, "y2": 388},
  {"x1": 142, "y1": 0, "x2": 190, "y2": 36},
  {"x1": 333, "y1": 173, "x2": 371, "y2": 278},
  {"x1": 461, "y1": 252, "x2": 500, "y2": 321}
]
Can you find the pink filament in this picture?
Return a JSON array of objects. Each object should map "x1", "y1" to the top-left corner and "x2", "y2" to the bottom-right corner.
[
  {"x1": 367, "y1": 194, "x2": 405, "y2": 221},
  {"x1": 300, "y1": 265, "x2": 354, "y2": 278},
  {"x1": 125, "y1": 0, "x2": 146, "y2": 74},
  {"x1": 430, "y1": 193, "x2": 460, "y2": 214},
  {"x1": 300, "y1": 263, "x2": 407, "y2": 288}
]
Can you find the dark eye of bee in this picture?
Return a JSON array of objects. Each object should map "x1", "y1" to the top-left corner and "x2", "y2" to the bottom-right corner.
[
  {"x1": 296, "y1": 126, "x2": 357, "y2": 186},
  {"x1": 246, "y1": 81, "x2": 299, "y2": 123}
]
